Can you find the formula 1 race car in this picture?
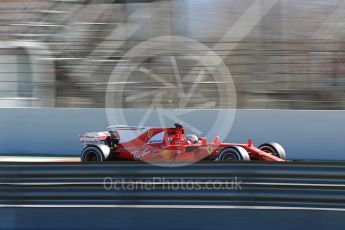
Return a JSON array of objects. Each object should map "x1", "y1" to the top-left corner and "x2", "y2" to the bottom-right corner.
[{"x1": 80, "y1": 123, "x2": 286, "y2": 163}]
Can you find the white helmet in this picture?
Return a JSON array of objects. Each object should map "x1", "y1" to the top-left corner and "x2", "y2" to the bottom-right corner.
[{"x1": 186, "y1": 134, "x2": 199, "y2": 144}]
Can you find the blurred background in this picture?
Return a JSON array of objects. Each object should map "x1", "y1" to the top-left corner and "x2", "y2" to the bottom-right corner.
[{"x1": 0, "y1": 0, "x2": 344, "y2": 109}]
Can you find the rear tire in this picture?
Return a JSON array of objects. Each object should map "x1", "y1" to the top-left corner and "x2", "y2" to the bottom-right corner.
[
  {"x1": 258, "y1": 142, "x2": 286, "y2": 160},
  {"x1": 217, "y1": 146, "x2": 250, "y2": 161},
  {"x1": 81, "y1": 146, "x2": 109, "y2": 162}
]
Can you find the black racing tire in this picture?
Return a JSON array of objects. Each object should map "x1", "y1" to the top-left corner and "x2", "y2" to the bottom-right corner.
[
  {"x1": 81, "y1": 146, "x2": 108, "y2": 162},
  {"x1": 258, "y1": 142, "x2": 286, "y2": 160},
  {"x1": 217, "y1": 146, "x2": 250, "y2": 161}
]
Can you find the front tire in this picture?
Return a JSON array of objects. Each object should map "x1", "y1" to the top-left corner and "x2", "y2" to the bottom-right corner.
[
  {"x1": 258, "y1": 142, "x2": 286, "y2": 160},
  {"x1": 217, "y1": 146, "x2": 250, "y2": 161},
  {"x1": 81, "y1": 146, "x2": 109, "y2": 162}
]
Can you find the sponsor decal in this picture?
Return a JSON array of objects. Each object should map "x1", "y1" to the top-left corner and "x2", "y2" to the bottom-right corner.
[
  {"x1": 147, "y1": 139, "x2": 162, "y2": 144},
  {"x1": 80, "y1": 135, "x2": 100, "y2": 144},
  {"x1": 152, "y1": 151, "x2": 158, "y2": 160},
  {"x1": 160, "y1": 149, "x2": 172, "y2": 160},
  {"x1": 133, "y1": 147, "x2": 150, "y2": 160},
  {"x1": 175, "y1": 141, "x2": 184, "y2": 145},
  {"x1": 147, "y1": 130, "x2": 153, "y2": 139},
  {"x1": 152, "y1": 149, "x2": 172, "y2": 160},
  {"x1": 147, "y1": 131, "x2": 164, "y2": 144},
  {"x1": 84, "y1": 140, "x2": 99, "y2": 143}
]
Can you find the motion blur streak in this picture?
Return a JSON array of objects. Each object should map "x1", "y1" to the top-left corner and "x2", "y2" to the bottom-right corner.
[
  {"x1": 1, "y1": 204, "x2": 345, "y2": 212},
  {"x1": 1, "y1": 208, "x2": 344, "y2": 230},
  {"x1": 0, "y1": 0, "x2": 344, "y2": 109},
  {"x1": 1, "y1": 161, "x2": 345, "y2": 229}
]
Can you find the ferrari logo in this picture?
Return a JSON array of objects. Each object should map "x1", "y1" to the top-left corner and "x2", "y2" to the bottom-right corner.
[
  {"x1": 152, "y1": 151, "x2": 158, "y2": 160},
  {"x1": 207, "y1": 146, "x2": 213, "y2": 154}
]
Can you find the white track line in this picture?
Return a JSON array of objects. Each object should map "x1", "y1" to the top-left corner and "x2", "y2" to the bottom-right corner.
[
  {"x1": 0, "y1": 204, "x2": 344, "y2": 212},
  {"x1": 243, "y1": 182, "x2": 345, "y2": 187},
  {"x1": 1, "y1": 181, "x2": 344, "y2": 187},
  {"x1": 0, "y1": 156, "x2": 80, "y2": 162}
]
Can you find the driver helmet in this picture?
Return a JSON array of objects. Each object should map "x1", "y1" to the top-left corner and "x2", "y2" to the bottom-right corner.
[{"x1": 186, "y1": 134, "x2": 199, "y2": 144}]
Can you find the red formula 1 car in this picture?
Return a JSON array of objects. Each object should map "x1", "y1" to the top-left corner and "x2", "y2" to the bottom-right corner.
[{"x1": 80, "y1": 123, "x2": 286, "y2": 163}]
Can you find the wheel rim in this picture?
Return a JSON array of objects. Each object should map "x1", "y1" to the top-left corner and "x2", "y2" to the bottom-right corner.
[
  {"x1": 221, "y1": 152, "x2": 238, "y2": 161},
  {"x1": 260, "y1": 146, "x2": 278, "y2": 157},
  {"x1": 84, "y1": 151, "x2": 100, "y2": 162}
]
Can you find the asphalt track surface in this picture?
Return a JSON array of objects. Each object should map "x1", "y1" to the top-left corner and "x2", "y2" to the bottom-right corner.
[
  {"x1": 0, "y1": 207, "x2": 344, "y2": 230},
  {"x1": 0, "y1": 158, "x2": 345, "y2": 229}
]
